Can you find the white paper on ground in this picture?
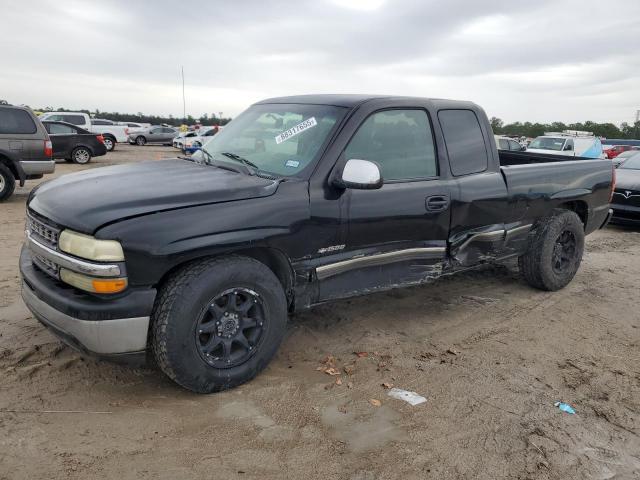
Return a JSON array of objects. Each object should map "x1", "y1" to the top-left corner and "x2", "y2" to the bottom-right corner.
[{"x1": 387, "y1": 388, "x2": 427, "y2": 406}]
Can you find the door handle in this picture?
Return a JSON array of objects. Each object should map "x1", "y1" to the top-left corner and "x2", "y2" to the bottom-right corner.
[{"x1": 425, "y1": 195, "x2": 449, "y2": 212}]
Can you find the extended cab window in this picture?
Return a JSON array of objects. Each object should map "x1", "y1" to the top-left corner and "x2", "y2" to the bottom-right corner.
[
  {"x1": 439, "y1": 109, "x2": 488, "y2": 176},
  {"x1": 344, "y1": 109, "x2": 437, "y2": 181},
  {"x1": 0, "y1": 108, "x2": 37, "y2": 134}
]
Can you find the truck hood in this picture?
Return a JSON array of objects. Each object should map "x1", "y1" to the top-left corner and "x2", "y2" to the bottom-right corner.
[
  {"x1": 616, "y1": 168, "x2": 640, "y2": 191},
  {"x1": 29, "y1": 159, "x2": 280, "y2": 233}
]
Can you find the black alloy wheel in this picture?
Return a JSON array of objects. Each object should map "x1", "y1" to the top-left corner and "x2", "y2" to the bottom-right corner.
[{"x1": 195, "y1": 288, "x2": 266, "y2": 368}]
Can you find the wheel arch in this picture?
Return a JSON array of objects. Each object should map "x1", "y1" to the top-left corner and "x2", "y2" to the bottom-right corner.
[
  {"x1": 0, "y1": 151, "x2": 25, "y2": 185},
  {"x1": 556, "y1": 200, "x2": 588, "y2": 228},
  {"x1": 154, "y1": 246, "x2": 295, "y2": 308}
]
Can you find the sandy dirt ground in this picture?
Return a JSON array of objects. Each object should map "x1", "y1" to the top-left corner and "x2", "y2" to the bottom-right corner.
[{"x1": 0, "y1": 145, "x2": 639, "y2": 480}]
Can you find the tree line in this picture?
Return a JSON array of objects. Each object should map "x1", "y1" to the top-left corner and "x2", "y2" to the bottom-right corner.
[
  {"x1": 490, "y1": 117, "x2": 640, "y2": 139},
  {"x1": 33, "y1": 106, "x2": 232, "y2": 127}
]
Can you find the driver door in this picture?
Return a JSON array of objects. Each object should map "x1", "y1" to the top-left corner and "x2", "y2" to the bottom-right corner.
[{"x1": 317, "y1": 108, "x2": 450, "y2": 301}]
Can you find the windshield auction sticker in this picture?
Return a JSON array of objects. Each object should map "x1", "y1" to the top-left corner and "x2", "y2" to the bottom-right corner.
[{"x1": 275, "y1": 117, "x2": 317, "y2": 144}]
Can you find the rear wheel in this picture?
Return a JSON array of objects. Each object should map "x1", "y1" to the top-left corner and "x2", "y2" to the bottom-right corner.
[
  {"x1": 135, "y1": 136, "x2": 146, "y2": 146},
  {"x1": 102, "y1": 136, "x2": 115, "y2": 151},
  {"x1": 71, "y1": 147, "x2": 92, "y2": 164},
  {"x1": 0, "y1": 163, "x2": 16, "y2": 201},
  {"x1": 151, "y1": 256, "x2": 288, "y2": 393},
  {"x1": 519, "y1": 209, "x2": 584, "y2": 291}
]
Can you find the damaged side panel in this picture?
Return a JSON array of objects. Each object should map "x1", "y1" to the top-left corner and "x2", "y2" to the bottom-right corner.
[{"x1": 448, "y1": 222, "x2": 533, "y2": 268}]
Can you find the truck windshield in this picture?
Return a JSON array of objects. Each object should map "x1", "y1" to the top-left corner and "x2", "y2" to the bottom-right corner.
[
  {"x1": 201, "y1": 103, "x2": 345, "y2": 177},
  {"x1": 529, "y1": 137, "x2": 566, "y2": 151}
]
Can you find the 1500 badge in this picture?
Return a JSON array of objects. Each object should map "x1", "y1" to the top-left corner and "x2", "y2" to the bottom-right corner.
[{"x1": 317, "y1": 245, "x2": 345, "y2": 254}]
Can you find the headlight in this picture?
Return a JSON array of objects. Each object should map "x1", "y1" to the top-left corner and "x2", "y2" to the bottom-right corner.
[
  {"x1": 59, "y1": 229, "x2": 124, "y2": 262},
  {"x1": 60, "y1": 269, "x2": 128, "y2": 294}
]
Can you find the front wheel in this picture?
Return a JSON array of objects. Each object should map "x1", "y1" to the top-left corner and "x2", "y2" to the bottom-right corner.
[
  {"x1": 151, "y1": 256, "x2": 288, "y2": 393},
  {"x1": 519, "y1": 209, "x2": 585, "y2": 291},
  {"x1": 71, "y1": 147, "x2": 92, "y2": 164},
  {"x1": 135, "y1": 136, "x2": 146, "y2": 146}
]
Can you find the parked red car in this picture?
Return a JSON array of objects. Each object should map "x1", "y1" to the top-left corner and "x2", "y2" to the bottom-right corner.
[{"x1": 606, "y1": 145, "x2": 639, "y2": 159}]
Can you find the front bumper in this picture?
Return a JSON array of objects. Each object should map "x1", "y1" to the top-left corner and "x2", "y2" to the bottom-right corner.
[
  {"x1": 20, "y1": 246, "x2": 156, "y2": 359},
  {"x1": 610, "y1": 203, "x2": 640, "y2": 225}
]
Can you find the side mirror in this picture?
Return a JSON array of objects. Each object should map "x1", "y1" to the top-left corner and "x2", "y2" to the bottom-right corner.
[
  {"x1": 564, "y1": 144, "x2": 573, "y2": 151},
  {"x1": 334, "y1": 159, "x2": 383, "y2": 190}
]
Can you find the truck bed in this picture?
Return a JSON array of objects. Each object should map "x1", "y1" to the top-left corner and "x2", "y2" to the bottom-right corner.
[
  {"x1": 498, "y1": 152, "x2": 613, "y2": 234},
  {"x1": 498, "y1": 150, "x2": 595, "y2": 166}
]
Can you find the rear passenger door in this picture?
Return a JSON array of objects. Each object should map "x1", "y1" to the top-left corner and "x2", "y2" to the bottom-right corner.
[
  {"x1": 317, "y1": 107, "x2": 450, "y2": 301},
  {"x1": 437, "y1": 109, "x2": 509, "y2": 265},
  {"x1": 148, "y1": 127, "x2": 163, "y2": 143}
]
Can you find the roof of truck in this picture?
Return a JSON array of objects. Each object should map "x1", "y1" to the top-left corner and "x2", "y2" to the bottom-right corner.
[{"x1": 255, "y1": 94, "x2": 478, "y2": 111}]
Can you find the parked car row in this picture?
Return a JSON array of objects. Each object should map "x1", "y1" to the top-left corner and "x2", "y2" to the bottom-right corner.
[{"x1": 38, "y1": 112, "x2": 128, "y2": 151}]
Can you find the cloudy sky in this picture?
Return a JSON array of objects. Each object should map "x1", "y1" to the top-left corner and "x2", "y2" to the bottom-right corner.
[{"x1": 2, "y1": 0, "x2": 639, "y2": 124}]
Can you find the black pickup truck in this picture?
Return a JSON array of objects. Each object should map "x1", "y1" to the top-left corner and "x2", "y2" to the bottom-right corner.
[{"x1": 20, "y1": 95, "x2": 614, "y2": 393}]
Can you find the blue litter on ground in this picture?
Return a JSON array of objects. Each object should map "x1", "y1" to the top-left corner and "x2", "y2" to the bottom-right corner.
[{"x1": 555, "y1": 402, "x2": 576, "y2": 414}]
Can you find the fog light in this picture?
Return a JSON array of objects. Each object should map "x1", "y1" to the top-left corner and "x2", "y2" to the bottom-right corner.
[{"x1": 60, "y1": 269, "x2": 127, "y2": 294}]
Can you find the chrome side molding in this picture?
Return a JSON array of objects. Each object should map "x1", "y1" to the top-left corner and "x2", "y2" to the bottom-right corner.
[{"x1": 316, "y1": 247, "x2": 445, "y2": 280}]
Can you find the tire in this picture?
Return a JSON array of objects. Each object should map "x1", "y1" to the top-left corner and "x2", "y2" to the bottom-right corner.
[
  {"x1": 151, "y1": 256, "x2": 288, "y2": 393},
  {"x1": 135, "y1": 136, "x2": 146, "y2": 146},
  {"x1": 102, "y1": 136, "x2": 115, "y2": 151},
  {"x1": 519, "y1": 209, "x2": 585, "y2": 291},
  {"x1": 71, "y1": 147, "x2": 92, "y2": 164},
  {"x1": 0, "y1": 163, "x2": 16, "y2": 202}
]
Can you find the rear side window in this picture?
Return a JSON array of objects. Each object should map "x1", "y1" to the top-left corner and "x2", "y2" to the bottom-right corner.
[
  {"x1": 438, "y1": 110, "x2": 488, "y2": 176},
  {"x1": 0, "y1": 108, "x2": 37, "y2": 134},
  {"x1": 61, "y1": 115, "x2": 86, "y2": 126},
  {"x1": 47, "y1": 123, "x2": 76, "y2": 134}
]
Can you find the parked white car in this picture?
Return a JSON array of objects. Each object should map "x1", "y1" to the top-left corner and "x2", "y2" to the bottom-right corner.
[
  {"x1": 526, "y1": 130, "x2": 604, "y2": 159},
  {"x1": 173, "y1": 130, "x2": 200, "y2": 149},
  {"x1": 183, "y1": 126, "x2": 223, "y2": 153},
  {"x1": 495, "y1": 135, "x2": 524, "y2": 151},
  {"x1": 39, "y1": 112, "x2": 128, "y2": 151},
  {"x1": 118, "y1": 121, "x2": 150, "y2": 135}
]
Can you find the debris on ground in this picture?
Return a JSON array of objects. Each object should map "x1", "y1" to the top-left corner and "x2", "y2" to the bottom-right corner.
[
  {"x1": 554, "y1": 402, "x2": 576, "y2": 414},
  {"x1": 343, "y1": 364, "x2": 355, "y2": 375},
  {"x1": 446, "y1": 348, "x2": 460, "y2": 356},
  {"x1": 381, "y1": 382, "x2": 393, "y2": 389},
  {"x1": 354, "y1": 351, "x2": 368, "y2": 358},
  {"x1": 387, "y1": 388, "x2": 427, "y2": 406},
  {"x1": 369, "y1": 399, "x2": 382, "y2": 407}
]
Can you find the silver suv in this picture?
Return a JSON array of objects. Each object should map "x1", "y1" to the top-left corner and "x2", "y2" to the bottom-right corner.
[{"x1": 0, "y1": 104, "x2": 55, "y2": 201}]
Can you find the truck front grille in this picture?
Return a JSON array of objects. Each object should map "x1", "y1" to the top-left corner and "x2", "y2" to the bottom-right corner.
[{"x1": 26, "y1": 213, "x2": 60, "y2": 249}]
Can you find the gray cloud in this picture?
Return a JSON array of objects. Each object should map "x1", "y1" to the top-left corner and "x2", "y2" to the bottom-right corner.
[{"x1": 1, "y1": 0, "x2": 639, "y2": 124}]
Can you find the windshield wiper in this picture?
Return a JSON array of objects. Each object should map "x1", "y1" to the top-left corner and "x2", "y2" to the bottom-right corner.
[{"x1": 220, "y1": 152, "x2": 259, "y2": 171}]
